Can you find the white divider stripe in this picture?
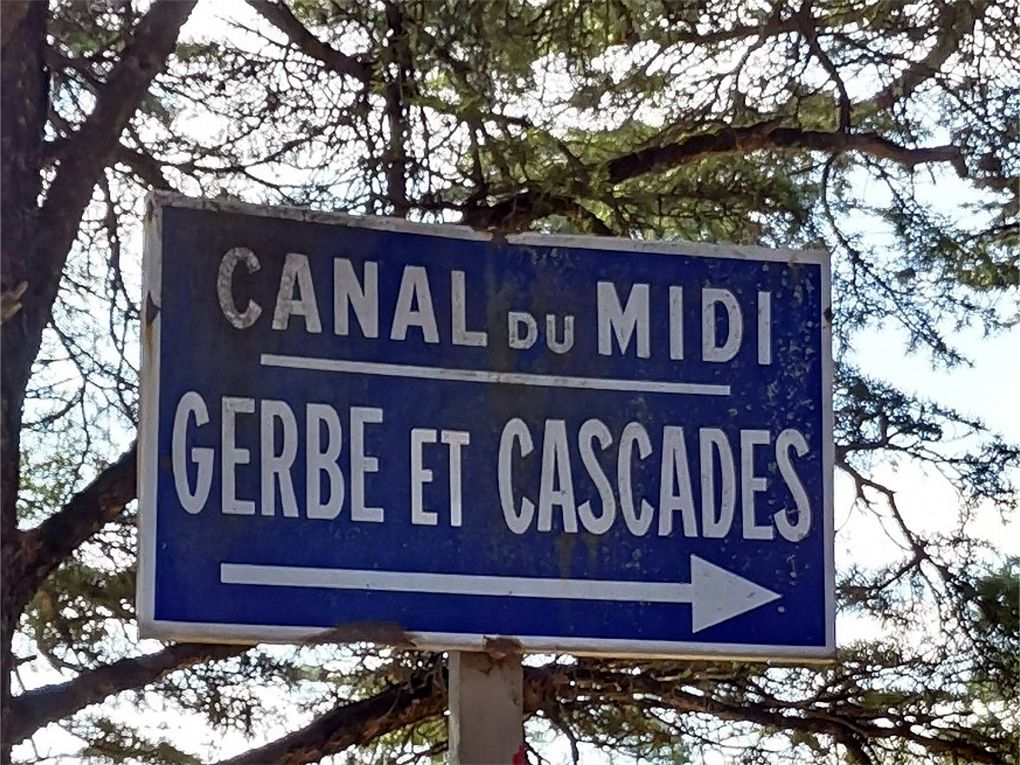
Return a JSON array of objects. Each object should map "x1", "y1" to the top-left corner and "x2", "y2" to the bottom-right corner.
[{"x1": 260, "y1": 354, "x2": 730, "y2": 397}]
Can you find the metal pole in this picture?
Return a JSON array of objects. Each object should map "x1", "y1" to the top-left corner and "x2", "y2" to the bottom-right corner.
[{"x1": 448, "y1": 650, "x2": 524, "y2": 765}]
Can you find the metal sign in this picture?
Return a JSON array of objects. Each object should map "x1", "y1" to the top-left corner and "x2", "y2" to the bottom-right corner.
[{"x1": 138, "y1": 193, "x2": 834, "y2": 660}]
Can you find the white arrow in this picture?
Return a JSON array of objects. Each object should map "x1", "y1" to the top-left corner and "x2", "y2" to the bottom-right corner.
[{"x1": 220, "y1": 556, "x2": 781, "y2": 633}]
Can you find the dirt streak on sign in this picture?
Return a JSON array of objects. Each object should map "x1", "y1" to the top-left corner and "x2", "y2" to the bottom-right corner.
[{"x1": 138, "y1": 192, "x2": 834, "y2": 660}]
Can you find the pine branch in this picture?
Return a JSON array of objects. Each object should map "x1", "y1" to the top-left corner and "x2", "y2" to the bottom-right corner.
[
  {"x1": 247, "y1": 0, "x2": 371, "y2": 82},
  {"x1": 214, "y1": 663, "x2": 444, "y2": 765},
  {"x1": 382, "y1": 0, "x2": 411, "y2": 217},
  {"x1": 796, "y1": 2, "x2": 852, "y2": 131},
  {"x1": 867, "y1": 0, "x2": 984, "y2": 112},
  {"x1": 113, "y1": 145, "x2": 172, "y2": 190},
  {"x1": 8, "y1": 643, "x2": 248, "y2": 744},
  {"x1": 19, "y1": 445, "x2": 137, "y2": 607},
  {"x1": 28, "y1": 0, "x2": 196, "y2": 282},
  {"x1": 465, "y1": 121, "x2": 966, "y2": 230},
  {"x1": 529, "y1": 666, "x2": 1008, "y2": 765}
]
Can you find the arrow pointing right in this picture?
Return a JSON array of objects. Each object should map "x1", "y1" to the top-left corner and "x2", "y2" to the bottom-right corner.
[
  {"x1": 688, "y1": 556, "x2": 783, "y2": 633},
  {"x1": 221, "y1": 555, "x2": 781, "y2": 633}
]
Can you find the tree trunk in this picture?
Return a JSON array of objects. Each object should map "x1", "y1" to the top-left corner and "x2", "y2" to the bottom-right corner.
[{"x1": 1, "y1": 3, "x2": 48, "y2": 759}]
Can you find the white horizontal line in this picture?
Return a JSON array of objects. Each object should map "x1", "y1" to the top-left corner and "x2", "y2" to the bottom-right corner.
[
  {"x1": 260, "y1": 354, "x2": 730, "y2": 396},
  {"x1": 221, "y1": 563, "x2": 695, "y2": 604}
]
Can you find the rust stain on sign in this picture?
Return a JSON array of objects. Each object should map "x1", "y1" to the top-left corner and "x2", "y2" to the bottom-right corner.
[
  {"x1": 301, "y1": 621, "x2": 416, "y2": 647},
  {"x1": 483, "y1": 636, "x2": 524, "y2": 660}
]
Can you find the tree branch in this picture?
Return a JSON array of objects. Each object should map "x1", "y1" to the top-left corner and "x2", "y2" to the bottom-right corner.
[
  {"x1": 113, "y1": 144, "x2": 172, "y2": 190},
  {"x1": 524, "y1": 666, "x2": 1007, "y2": 765},
  {"x1": 27, "y1": 0, "x2": 195, "y2": 293},
  {"x1": 382, "y1": 0, "x2": 411, "y2": 217},
  {"x1": 246, "y1": 0, "x2": 371, "y2": 82},
  {"x1": 214, "y1": 662, "x2": 444, "y2": 765},
  {"x1": 19, "y1": 445, "x2": 137, "y2": 605},
  {"x1": 9, "y1": 642, "x2": 248, "y2": 744},
  {"x1": 796, "y1": 2, "x2": 852, "y2": 131},
  {"x1": 173, "y1": 655, "x2": 1012, "y2": 765},
  {"x1": 465, "y1": 121, "x2": 966, "y2": 230},
  {"x1": 867, "y1": 0, "x2": 984, "y2": 112}
]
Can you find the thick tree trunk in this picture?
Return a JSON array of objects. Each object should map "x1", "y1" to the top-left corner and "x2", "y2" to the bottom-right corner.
[
  {"x1": 1, "y1": 4, "x2": 48, "y2": 759},
  {"x1": 0, "y1": 2, "x2": 196, "y2": 755}
]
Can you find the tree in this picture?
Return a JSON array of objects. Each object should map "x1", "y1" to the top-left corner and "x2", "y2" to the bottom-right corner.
[{"x1": 2, "y1": 1, "x2": 1017, "y2": 762}]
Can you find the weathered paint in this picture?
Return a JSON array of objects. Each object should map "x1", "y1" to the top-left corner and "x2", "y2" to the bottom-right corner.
[{"x1": 137, "y1": 192, "x2": 834, "y2": 661}]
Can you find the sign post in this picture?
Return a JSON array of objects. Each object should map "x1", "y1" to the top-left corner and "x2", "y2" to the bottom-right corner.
[
  {"x1": 138, "y1": 191, "x2": 833, "y2": 753},
  {"x1": 448, "y1": 650, "x2": 524, "y2": 765}
]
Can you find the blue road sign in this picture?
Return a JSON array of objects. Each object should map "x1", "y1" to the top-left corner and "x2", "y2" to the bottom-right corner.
[{"x1": 138, "y1": 193, "x2": 834, "y2": 660}]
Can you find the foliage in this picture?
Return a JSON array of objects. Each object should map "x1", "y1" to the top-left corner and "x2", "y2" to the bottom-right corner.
[{"x1": 1, "y1": 1, "x2": 1017, "y2": 763}]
